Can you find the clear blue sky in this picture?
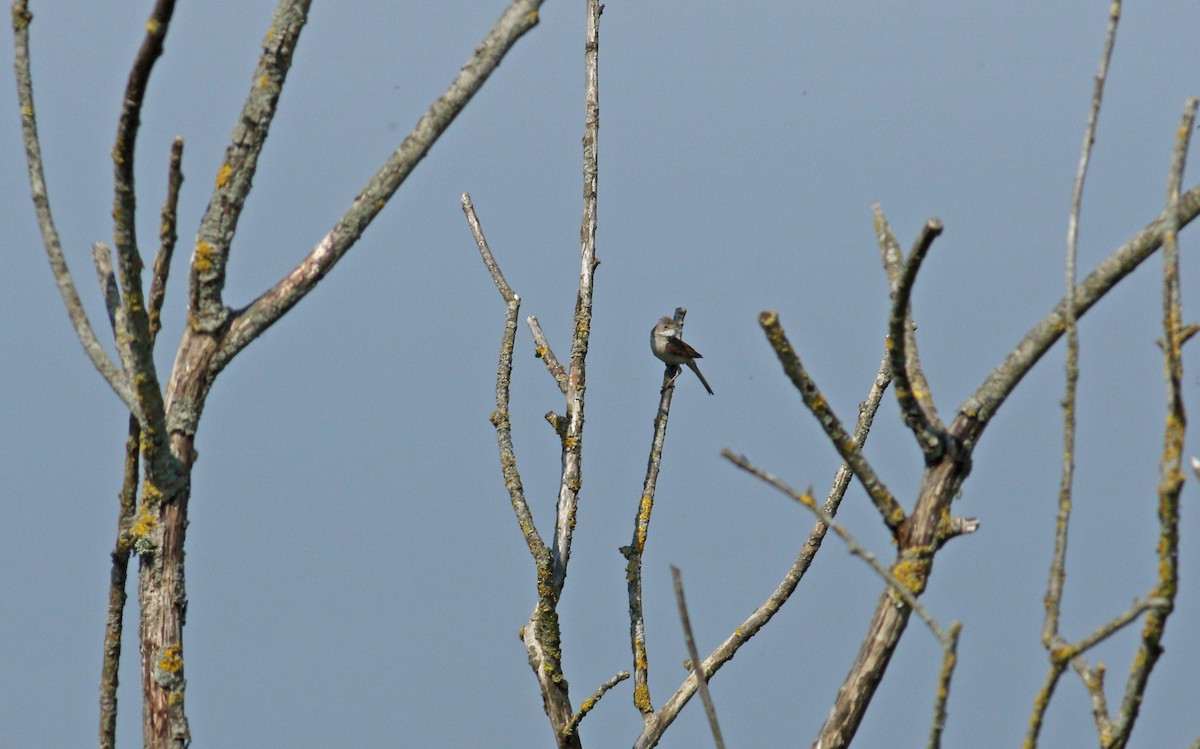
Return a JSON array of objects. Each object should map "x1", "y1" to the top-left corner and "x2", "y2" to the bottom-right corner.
[{"x1": 2, "y1": 2, "x2": 1199, "y2": 747}]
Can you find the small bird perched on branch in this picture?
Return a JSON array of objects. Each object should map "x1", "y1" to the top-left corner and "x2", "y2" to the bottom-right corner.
[{"x1": 651, "y1": 316, "x2": 714, "y2": 395}]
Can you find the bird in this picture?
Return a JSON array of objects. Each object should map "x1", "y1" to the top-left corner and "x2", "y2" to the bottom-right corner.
[{"x1": 651, "y1": 316, "x2": 714, "y2": 395}]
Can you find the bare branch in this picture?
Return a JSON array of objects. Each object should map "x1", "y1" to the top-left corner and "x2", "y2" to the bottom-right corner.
[
  {"x1": 873, "y1": 203, "x2": 905, "y2": 288},
  {"x1": 90, "y1": 243, "x2": 123, "y2": 337},
  {"x1": 1106, "y1": 95, "x2": 1196, "y2": 749},
  {"x1": 463, "y1": 192, "x2": 516, "y2": 303},
  {"x1": 887, "y1": 218, "x2": 949, "y2": 461},
  {"x1": 954, "y1": 178, "x2": 1200, "y2": 442},
  {"x1": 722, "y1": 452, "x2": 948, "y2": 641},
  {"x1": 110, "y1": 0, "x2": 174, "y2": 354},
  {"x1": 98, "y1": 415, "x2": 142, "y2": 749},
  {"x1": 1072, "y1": 661, "x2": 1110, "y2": 738},
  {"x1": 186, "y1": 0, "x2": 310, "y2": 332},
  {"x1": 90, "y1": 243, "x2": 135, "y2": 378},
  {"x1": 875, "y1": 205, "x2": 940, "y2": 430},
  {"x1": 11, "y1": 1, "x2": 141, "y2": 419},
  {"x1": 1026, "y1": 595, "x2": 1166, "y2": 748},
  {"x1": 635, "y1": 354, "x2": 892, "y2": 749},
  {"x1": 105, "y1": 1, "x2": 176, "y2": 477},
  {"x1": 758, "y1": 310, "x2": 906, "y2": 534},
  {"x1": 149, "y1": 136, "x2": 184, "y2": 342},
  {"x1": 214, "y1": 0, "x2": 546, "y2": 368},
  {"x1": 624, "y1": 306, "x2": 690, "y2": 717},
  {"x1": 722, "y1": 452, "x2": 964, "y2": 749},
  {"x1": 927, "y1": 622, "x2": 962, "y2": 749},
  {"x1": 547, "y1": 0, "x2": 601, "y2": 602},
  {"x1": 563, "y1": 670, "x2": 630, "y2": 739},
  {"x1": 468, "y1": 192, "x2": 570, "y2": 744},
  {"x1": 528, "y1": 316, "x2": 568, "y2": 394},
  {"x1": 1042, "y1": 0, "x2": 1119, "y2": 659},
  {"x1": 464, "y1": 194, "x2": 546, "y2": 562},
  {"x1": 670, "y1": 566, "x2": 725, "y2": 749}
]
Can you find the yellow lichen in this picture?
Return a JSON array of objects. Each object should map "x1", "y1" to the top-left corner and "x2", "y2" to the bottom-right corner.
[
  {"x1": 215, "y1": 164, "x2": 232, "y2": 188},
  {"x1": 130, "y1": 511, "x2": 157, "y2": 538},
  {"x1": 891, "y1": 558, "x2": 927, "y2": 594},
  {"x1": 193, "y1": 241, "x2": 214, "y2": 273},
  {"x1": 633, "y1": 683, "x2": 651, "y2": 711},
  {"x1": 13, "y1": 6, "x2": 33, "y2": 31},
  {"x1": 158, "y1": 644, "x2": 183, "y2": 673}
]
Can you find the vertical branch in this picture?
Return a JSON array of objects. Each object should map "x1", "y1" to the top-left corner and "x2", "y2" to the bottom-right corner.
[
  {"x1": 463, "y1": 192, "x2": 576, "y2": 741},
  {"x1": 99, "y1": 417, "x2": 140, "y2": 749},
  {"x1": 1043, "y1": 0, "x2": 1121, "y2": 656},
  {"x1": 90, "y1": 243, "x2": 136, "y2": 377},
  {"x1": 550, "y1": 0, "x2": 602, "y2": 599},
  {"x1": 111, "y1": 0, "x2": 175, "y2": 460},
  {"x1": 149, "y1": 137, "x2": 184, "y2": 340},
  {"x1": 886, "y1": 219, "x2": 948, "y2": 461},
  {"x1": 189, "y1": 0, "x2": 311, "y2": 332},
  {"x1": 463, "y1": 193, "x2": 547, "y2": 562},
  {"x1": 874, "y1": 204, "x2": 939, "y2": 427},
  {"x1": 624, "y1": 308, "x2": 687, "y2": 718},
  {"x1": 1106, "y1": 97, "x2": 1196, "y2": 749}
]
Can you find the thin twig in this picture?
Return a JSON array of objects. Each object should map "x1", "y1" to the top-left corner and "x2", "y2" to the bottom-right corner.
[
  {"x1": 1042, "y1": 0, "x2": 1120, "y2": 663},
  {"x1": 670, "y1": 566, "x2": 725, "y2": 749},
  {"x1": 563, "y1": 671, "x2": 631, "y2": 739},
  {"x1": 758, "y1": 310, "x2": 906, "y2": 534},
  {"x1": 1071, "y1": 660, "x2": 1110, "y2": 738},
  {"x1": 90, "y1": 244, "x2": 124, "y2": 338},
  {"x1": 723, "y1": 452, "x2": 947, "y2": 640},
  {"x1": 90, "y1": 243, "x2": 135, "y2": 378},
  {"x1": 11, "y1": 2, "x2": 142, "y2": 420},
  {"x1": 927, "y1": 622, "x2": 962, "y2": 749},
  {"x1": 873, "y1": 204, "x2": 906, "y2": 288},
  {"x1": 214, "y1": 0, "x2": 547, "y2": 367},
  {"x1": 463, "y1": 193, "x2": 515, "y2": 302},
  {"x1": 527, "y1": 316, "x2": 567, "y2": 394},
  {"x1": 886, "y1": 218, "x2": 948, "y2": 462},
  {"x1": 874, "y1": 205, "x2": 941, "y2": 430},
  {"x1": 149, "y1": 136, "x2": 184, "y2": 341}
]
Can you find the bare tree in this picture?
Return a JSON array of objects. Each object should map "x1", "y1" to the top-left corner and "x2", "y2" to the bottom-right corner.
[
  {"x1": 14, "y1": 0, "x2": 545, "y2": 745},
  {"x1": 11, "y1": 1, "x2": 1198, "y2": 748}
]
